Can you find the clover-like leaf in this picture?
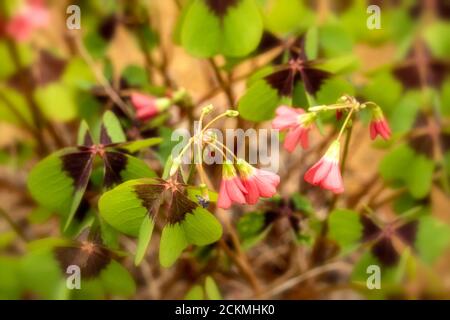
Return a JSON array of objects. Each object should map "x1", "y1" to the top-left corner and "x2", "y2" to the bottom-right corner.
[
  {"x1": 99, "y1": 178, "x2": 222, "y2": 267},
  {"x1": 181, "y1": 0, "x2": 263, "y2": 57},
  {"x1": 28, "y1": 148, "x2": 94, "y2": 222}
]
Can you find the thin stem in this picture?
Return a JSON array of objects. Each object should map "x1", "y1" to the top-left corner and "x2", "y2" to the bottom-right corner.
[
  {"x1": 0, "y1": 207, "x2": 28, "y2": 242},
  {"x1": 308, "y1": 103, "x2": 351, "y2": 112},
  {"x1": 0, "y1": 90, "x2": 38, "y2": 136},
  {"x1": 208, "y1": 58, "x2": 234, "y2": 107},
  {"x1": 213, "y1": 140, "x2": 239, "y2": 162},
  {"x1": 70, "y1": 34, "x2": 134, "y2": 119},
  {"x1": 201, "y1": 113, "x2": 228, "y2": 133},
  {"x1": 340, "y1": 125, "x2": 353, "y2": 173},
  {"x1": 175, "y1": 137, "x2": 194, "y2": 161},
  {"x1": 336, "y1": 105, "x2": 355, "y2": 141}
]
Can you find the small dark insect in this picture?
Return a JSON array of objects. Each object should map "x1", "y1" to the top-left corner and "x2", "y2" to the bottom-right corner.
[{"x1": 195, "y1": 195, "x2": 210, "y2": 208}]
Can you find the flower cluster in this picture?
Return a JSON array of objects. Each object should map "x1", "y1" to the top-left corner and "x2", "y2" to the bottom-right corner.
[
  {"x1": 218, "y1": 160, "x2": 280, "y2": 209},
  {"x1": 272, "y1": 95, "x2": 390, "y2": 194},
  {"x1": 5, "y1": 0, "x2": 49, "y2": 42},
  {"x1": 169, "y1": 105, "x2": 280, "y2": 209}
]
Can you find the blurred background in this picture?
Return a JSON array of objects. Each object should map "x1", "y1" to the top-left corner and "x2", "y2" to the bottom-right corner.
[{"x1": 0, "y1": 0, "x2": 449, "y2": 300}]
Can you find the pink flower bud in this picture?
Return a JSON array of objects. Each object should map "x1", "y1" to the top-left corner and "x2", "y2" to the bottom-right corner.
[
  {"x1": 369, "y1": 106, "x2": 391, "y2": 140},
  {"x1": 130, "y1": 93, "x2": 159, "y2": 121},
  {"x1": 6, "y1": 0, "x2": 49, "y2": 42}
]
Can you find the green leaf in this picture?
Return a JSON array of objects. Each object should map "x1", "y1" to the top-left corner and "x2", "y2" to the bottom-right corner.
[
  {"x1": 119, "y1": 154, "x2": 157, "y2": 181},
  {"x1": 440, "y1": 79, "x2": 450, "y2": 116},
  {"x1": 389, "y1": 91, "x2": 421, "y2": 134},
  {"x1": 27, "y1": 149, "x2": 79, "y2": 214},
  {"x1": 77, "y1": 121, "x2": 92, "y2": 146},
  {"x1": 404, "y1": 155, "x2": 434, "y2": 199},
  {"x1": 379, "y1": 144, "x2": 415, "y2": 182},
  {"x1": 317, "y1": 55, "x2": 359, "y2": 74},
  {"x1": 122, "y1": 65, "x2": 150, "y2": 87},
  {"x1": 182, "y1": 207, "x2": 222, "y2": 245},
  {"x1": 19, "y1": 249, "x2": 65, "y2": 299},
  {"x1": 134, "y1": 216, "x2": 155, "y2": 265},
  {"x1": 328, "y1": 209, "x2": 362, "y2": 253},
  {"x1": 84, "y1": 31, "x2": 108, "y2": 59},
  {"x1": 290, "y1": 193, "x2": 314, "y2": 215},
  {"x1": 238, "y1": 79, "x2": 281, "y2": 121},
  {"x1": 100, "y1": 260, "x2": 136, "y2": 297},
  {"x1": 159, "y1": 223, "x2": 188, "y2": 267},
  {"x1": 316, "y1": 78, "x2": 355, "y2": 105},
  {"x1": 0, "y1": 256, "x2": 22, "y2": 299},
  {"x1": 119, "y1": 137, "x2": 163, "y2": 153},
  {"x1": 205, "y1": 276, "x2": 222, "y2": 300},
  {"x1": 34, "y1": 83, "x2": 78, "y2": 121},
  {"x1": 415, "y1": 216, "x2": 450, "y2": 264},
  {"x1": 423, "y1": 21, "x2": 450, "y2": 59},
  {"x1": 98, "y1": 179, "x2": 153, "y2": 236},
  {"x1": 61, "y1": 57, "x2": 96, "y2": 89},
  {"x1": 185, "y1": 285, "x2": 204, "y2": 300},
  {"x1": 263, "y1": 0, "x2": 313, "y2": 34},
  {"x1": 319, "y1": 24, "x2": 354, "y2": 57},
  {"x1": 362, "y1": 72, "x2": 402, "y2": 112},
  {"x1": 160, "y1": 207, "x2": 222, "y2": 267},
  {"x1": 181, "y1": 0, "x2": 263, "y2": 57},
  {"x1": 0, "y1": 86, "x2": 32, "y2": 126},
  {"x1": 0, "y1": 41, "x2": 16, "y2": 79},
  {"x1": 101, "y1": 111, "x2": 126, "y2": 143},
  {"x1": 237, "y1": 211, "x2": 267, "y2": 248},
  {"x1": 305, "y1": 26, "x2": 318, "y2": 60}
]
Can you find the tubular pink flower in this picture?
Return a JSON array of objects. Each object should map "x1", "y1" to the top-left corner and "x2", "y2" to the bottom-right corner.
[
  {"x1": 236, "y1": 159, "x2": 280, "y2": 204},
  {"x1": 304, "y1": 141, "x2": 344, "y2": 194},
  {"x1": 131, "y1": 93, "x2": 164, "y2": 121},
  {"x1": 217, "y1": 163, "x2": 247, "y2": 209},
  {"x1": 272, "y1": 106, "x2": 303, "y2": 130},
  {"x1": 272, "y1": 105, "x2": 315, "y2": 152},
  {"x1": 369, "y1": 106, "x2": 391, "y2": 140},
  {"x1": 6, "y1": 0, "x2": 49, "y2": 42}
]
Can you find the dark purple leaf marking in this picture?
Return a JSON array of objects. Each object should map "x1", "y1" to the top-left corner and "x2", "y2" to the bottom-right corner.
[
  {"x1": 264, "y1": 68, "x2": 296, "y2": 97},
  {"x1": 103, "y1": 151, "x2": 128, "y2": 189},
  {"x1": 360, "y1": 215, "x2": 382, "y2": 242},
  {"x1": 205, "y1": 0, "x2": 239, "y2": 19},
  {"x1": 395, "y1": 220, "x2": 419, "y2": 247},
  {"x1": 300, "y1": 66, "x2": 330, "y2": 95},
  {"x1": 371, "y1": 236, "x2": 399, "y2": 267},
  {"x1": 61, "y1": 150, "x2": 94, "y2": 190},
  {"x1": 54, "y1": 241, "x2": 113, "y2": 278},
  {"x1": 134, "y1": 183, "x2": 165, "y2": 218}
]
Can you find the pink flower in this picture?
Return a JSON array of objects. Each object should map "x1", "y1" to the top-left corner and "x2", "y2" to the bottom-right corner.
[
  {"x1": 304, "y1": 141, "x2": 344, "y2": 194},
  {"x1": 369, "y1": 106, "x2": 391, "y2": 140},
  {"x1": 6, "y1": 0, "x2": 49, "y2": 42},
  {"x1": 236, "y1": 159, "x2": 280, "y2": 204},
  {"x1": 131, "y1": 92, "x2": 170, "y2": 121},
  {"x1": 217, "y1": 163, "x2": 247, "y2": 209},
  {"x1": 272, "y1": 106, "x2": 315, "y2": 152}
]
